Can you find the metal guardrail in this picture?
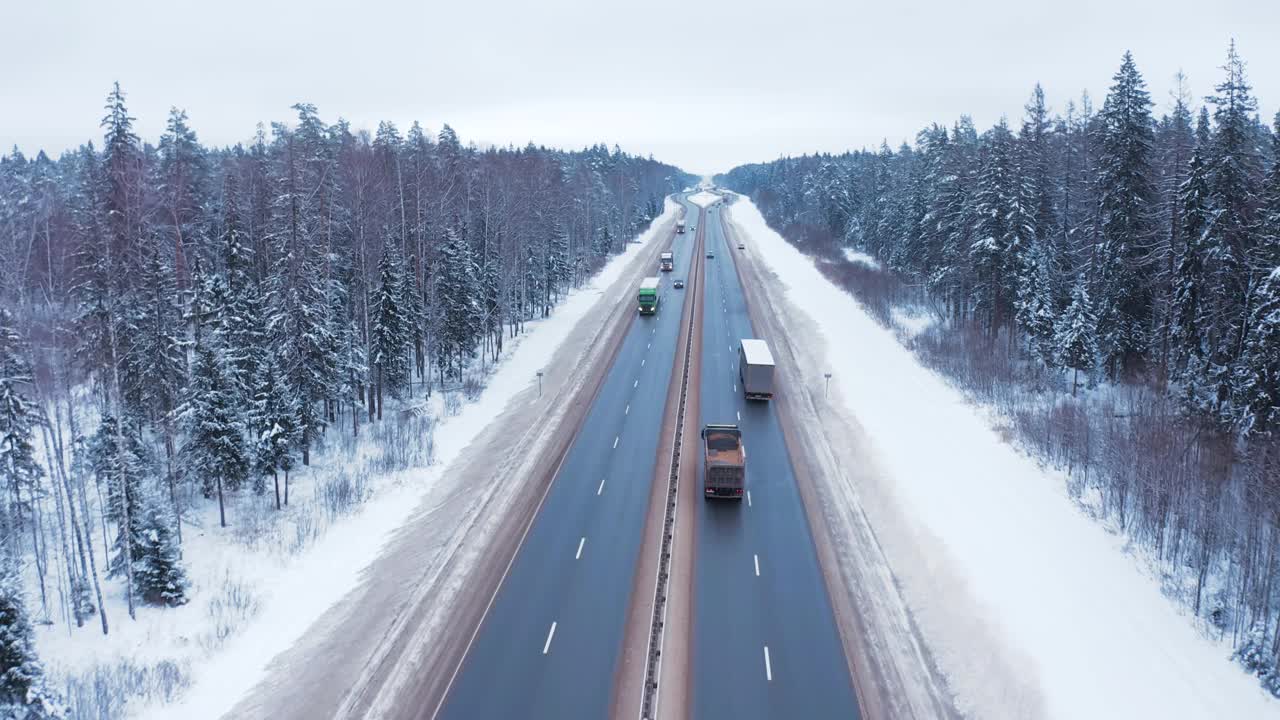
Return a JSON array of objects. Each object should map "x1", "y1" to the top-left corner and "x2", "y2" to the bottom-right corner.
[{"x1": 639, "y1": 208, "x2": 701, "y2": 720}]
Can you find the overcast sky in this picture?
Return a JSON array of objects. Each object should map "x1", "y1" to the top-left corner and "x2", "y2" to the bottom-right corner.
[{"x1": 3, "y1": 0, "x2": 1278, "y2": 175}]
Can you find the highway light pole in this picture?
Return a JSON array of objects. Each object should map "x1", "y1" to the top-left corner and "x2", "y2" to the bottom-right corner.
[
  {"x1": 537, "y1": 371, "x2": 544, "y2": 398},
  {"x1": 824, "y1": 372, "x2": 832, "y2": 398}
]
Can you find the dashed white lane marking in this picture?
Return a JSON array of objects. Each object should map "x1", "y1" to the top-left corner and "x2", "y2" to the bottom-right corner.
[
  {"x1": 598, "y1": 478, "x2": 606, "y2": 495},
  {"x1": 737, "y1": 411, "x2": 741, "y2": 421},
  {"x1": 754, "y1": 554, "x2": 760, "y2": 576},
  {"x1": 747, "y1": 490, "x2": 752, "y2": 507},
  {"x1": 733, "y1": 384, "x2": 737, "y2": 392},
  {"x1": 576, "y1": 537, "x2": 586, "y2": 560},
  {"x1": 764, "y1": 646, "x2": 773, "y2": 681},
  {"x1": 634, "y1": 380, "x2": 639, "y2": 388},
  {"x1": 641, "y1": 358, "x2": 645, "y2": 367},
  {"x1": 543, "y1": 622, "x2": 557, "y2": 655},
  {"x1": 625, "y1": 404, "x2": 630, "y2": 415},
  {"x1": 613, "y1": 436, "x2": 619, "y2": 449},
  {"x1": 647, "y1": 342, "x2": 651, "y2": 349}
]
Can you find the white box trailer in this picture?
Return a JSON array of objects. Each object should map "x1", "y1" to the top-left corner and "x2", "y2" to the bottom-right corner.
[{"x1": 738, "y1": 339, "x2": 775, "y2": 400}]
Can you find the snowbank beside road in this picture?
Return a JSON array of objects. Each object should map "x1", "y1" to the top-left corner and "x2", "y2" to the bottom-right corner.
[
  {"x1": 121, "y1": 198, "x2": 679, "y2": 720},
  {"x1": 728, "y1": 194, "x2": 1277, "y2": 719}
]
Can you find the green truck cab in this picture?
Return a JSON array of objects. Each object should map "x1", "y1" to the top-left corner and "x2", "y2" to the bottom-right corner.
[{"x1": 638, "y1": 276, "x2": 660, "y2": 315}]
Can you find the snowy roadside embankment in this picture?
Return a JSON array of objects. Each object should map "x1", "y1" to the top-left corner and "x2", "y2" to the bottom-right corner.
[
  {"x1": 67, "y1": 199, "x2": 680, "y2": 720},
  {"x1": 728, "y1": 194, "x2": 1277, "y2": 719}
]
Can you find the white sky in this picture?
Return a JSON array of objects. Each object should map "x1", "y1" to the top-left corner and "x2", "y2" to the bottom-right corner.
[{"x1": 3, "y1": 0, "x2": 1278, "y2": 175}]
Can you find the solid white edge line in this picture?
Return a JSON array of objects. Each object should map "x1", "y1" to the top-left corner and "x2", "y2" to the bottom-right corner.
[
  {"x1": 576, "y1": 537, "x2": 585, "y2": 560},
  {"x1": 543, "y1": 622, "x2": 557, "y2": 655},
  {"x1": 754, "y1": 554, "x2": 760, "y2": 577},
  {"x1": 598, "y1": 478, "x2": 606, "y2": 495}
]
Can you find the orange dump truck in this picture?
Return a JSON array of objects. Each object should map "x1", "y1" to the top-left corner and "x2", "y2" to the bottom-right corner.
[{"x1": 701, "y1": 423, "x2": 745, "y2": 499}]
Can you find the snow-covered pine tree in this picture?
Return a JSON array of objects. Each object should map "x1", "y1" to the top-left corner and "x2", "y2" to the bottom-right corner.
[
  {"x1": 1202, "y1": 41, "x2": 1264, "y2": 384},
  {"x1": 1016, "y1": 240, "x2": 1061, "y2": 368},
  {"x1": 1150, "y1": 75, "x2": 1196, "y2": 379},
  {"x1": 131, "y1": 496, "x2": 188, "y2": 607},
  {"x1": 0, "y1": 310, "x2": 44, "y2": 558},
  {"x1": 219, "y1": 172, "x2": 266, "y2": 407},
  {"x1": 251, "y1": 355, "x2": 299, "y2": 509},
  {"x1": 156, "y1": 107, "x2": 208, "y2": 290},
  {"x1": 1055, "y1": 278, "x2": 1099, "y2": 396},
  {"x1": 1170, "y1": 139, "x2": 1214, "y2": 397},
  {"x1": 1234, "y1": 268, "x2": 1280, "y2": 434},
  {"x1": 437, "y1": 227, "x2": 478, "y2": 380},
  {"x1": 263, "y1": 110, "x2": 338, "y2": 465},
  {"x1": 969, "y1": 119, "x2": 1017, "y2": 334},
  {"x1": 1021, "y1": 84, "x2": 1059, "y2": 248},
  {"x1": 180, "y1": 341, "x2": 247, "y2": 526},
  {"x1": 1094, "y1": 51, "x2": 1157, "y2": 379},
  {"x1": 0, "y1": 562, "x2": 63, "y2": 718},
  {"x1": 87, "y1": 415, "x2": 148, "y2": 581},
  {"x1": 132, "y1": 237, "x2": 187, "y2": 426},
  {"x1": 371, "y1": 236, "x2": 411, "y2": 417}
]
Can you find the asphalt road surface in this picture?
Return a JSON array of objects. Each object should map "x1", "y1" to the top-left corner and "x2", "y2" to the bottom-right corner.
[
  {"x1": 435, "y1": 203, "x2": 697, "y2": 719},
  {"x1": 691, "y1": 196, "x2": 862, "y2": 720}
]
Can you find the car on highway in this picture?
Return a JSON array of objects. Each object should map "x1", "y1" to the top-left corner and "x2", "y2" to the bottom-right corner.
[
  {"x1": 738, "y1": 242, "x2": 745, "y2": 249},
  {"x1": 706, "y1": 249, "x2": 714, "y2": 258},
  {"x1": 673, "y1": 278, "x2": 685, "y2": 289}
]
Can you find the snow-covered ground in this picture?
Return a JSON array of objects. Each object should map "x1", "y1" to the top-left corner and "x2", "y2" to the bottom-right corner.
[
  {"x1": 889, "y1": 306, "x2": 935, "y2": 338},
  {"x1": 39, "y1": 200, "x2": 679, "y2": 720},
  {"x1": 728, "y1": 194, "x2": 1278, "y2": 719},
  {"x1": 688, "y1": 190, "x2": 720, "y2": 208},
  {"x1": 842, "y1": 247, "x2": 881, "y2": 270}
]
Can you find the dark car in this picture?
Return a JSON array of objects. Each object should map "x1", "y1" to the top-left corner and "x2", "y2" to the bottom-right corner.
[
  {"x1": 674, "y1": 278, "x2": 685, "y2": 289},
  {"x1": 706, "y1": 250, "x2": 714, "y2": 258}
]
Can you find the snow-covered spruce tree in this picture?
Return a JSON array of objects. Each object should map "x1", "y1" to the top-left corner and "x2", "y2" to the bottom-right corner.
[
  {"x1": 87, "y1": 416, "x2": 148, "y2": 581},
  {"x1": 0, "y1": 563, "x2": 63, "y2": 719},
  {"x1": 0, "y1": 310, "x2": 44, "y2": 559},
  {"x1": 1056, "y1": 279, "x2": 1099, "y2": 396},
  {"x1": 155, "y1": 106, "x2": 209, "y2": 291},
  {"x1": 132, "y1": 242, "x2": 187, "y2": 403},
  {"x1": 969, "y1": 119, "x2": 1018, "y2": 335},
  {"x1": 1235, "y1": 268, "x2": 1280, "y2": 434},
  {"x1": 263, "y1": 106, "x2": 338, "y2": 465},
  {"x1": 180, "y1": 341, "x2": 248, "y2": 526},
  {"x1": 1169, "y1": 114, "x2": 1215, "y2": 398},
  {"x1": 131, "y1": 497, "x2": 188, "y2": 607},
  {"x1": 437, "y1": 227, "x2": 479, "y2": 380},
  {"x1": 1094, "y1": 51, "x2": 1157, "y2": 379},
  {"x1": 1016, "y1": 240, "x2": 1061, "y2": 369},
  {"x1": 251, "y1": 354, "x2": 299, "y2": 510},
  {"x1": 371, "y1": 237, "x2": 411, "y2": 417},
  {"x1": 1021, "y1": 84, "x2": 1059, "y2": 251},
  {"x1": 219, "y1": 173, "x2": 266, "y2": 408},
  {"x1": 1202, "y1": 41, "x2": 1263, "y2": 388}
]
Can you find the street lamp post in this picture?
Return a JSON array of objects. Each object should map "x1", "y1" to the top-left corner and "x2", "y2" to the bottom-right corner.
[
  {"x1": 824, "y1": 372, "x2": 832, "y2": 398},
  {"x1": 537, "y1": 371, "x2": 544, "y2": 398}
]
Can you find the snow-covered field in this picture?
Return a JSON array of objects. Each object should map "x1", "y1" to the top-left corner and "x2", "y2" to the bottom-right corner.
[
  {"x1": 729, "y1": 194, "x2": 1279, "y2": 719},
  {"x1": 40, "y1": 200, "x2": 678, "y2": 720}
]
